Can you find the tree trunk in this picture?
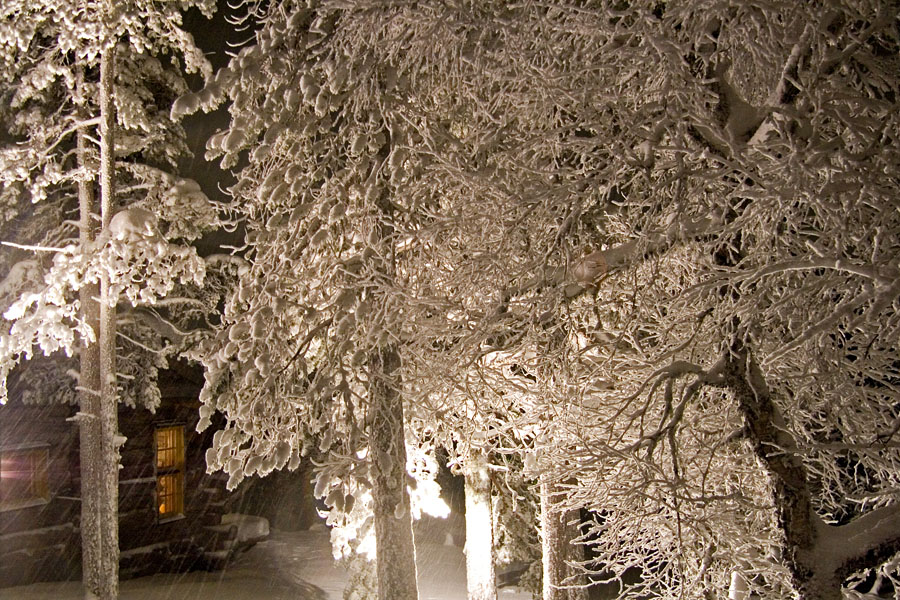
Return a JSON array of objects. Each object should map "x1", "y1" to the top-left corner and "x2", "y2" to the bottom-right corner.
[
  {"x1": 540, "y1": 477, "x2": 588, "y2": 600},
  {"x1": 96, "y1": 43, "x2": 120, "y2": 600},
  {"x1": 727, "y1": 343, "x2": 900, "y2": 597},
  {"x1": 463, "y1": 452, "x2": 497, "y2": 600},
  {"x1": 75, "y1": 70, "x2": 103, "y2": 598},
  {"x1": 364, "y1": 127, "x2": 419, "y2": 600},
  {"x1": 368, "y1": 345, "x2": 418, "y2": 600},
  {"x1": 725, "y1": 343, "x2": 831, "y2": 600}
]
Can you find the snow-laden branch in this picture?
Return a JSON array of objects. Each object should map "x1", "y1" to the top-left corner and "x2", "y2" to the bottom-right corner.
[
  {"x1": 819, "y1": 502, "x2": 900, "y2": 580},
  {"x1": 764, "y1": 287, "x2": 876, "y2": 366},
  {"x1": 743, "y1": 258, "x2": 895, "y2": 286},
  {"x1": 130, "y1": 306, "x2": 199, "y2": 341},
  {"x1": 1, "y1": 240, "x2": 73, "y2": 253},
  {"x1": 570, "y1": 214, "x2": 721, "y2": 287},
  {"x1": 27, "y1": 116, "x2": 104, "y2": 167},
  {"x1": 115, "y1": 329, "x2": 163, "y2": 355}
]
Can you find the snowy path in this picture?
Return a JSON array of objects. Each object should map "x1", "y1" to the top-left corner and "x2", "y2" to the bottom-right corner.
[{"x1": 0, "y1": 526, "x2": 534, "y2": 600}]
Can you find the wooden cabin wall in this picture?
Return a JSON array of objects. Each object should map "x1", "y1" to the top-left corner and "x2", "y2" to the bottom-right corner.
[
  {"x1": 117, "y1": 364, "x2": 239, "y2": 577},
  {"x1": 0, "y1": 362, "x2": 246, "y2": 587},
  {"x1": 0, "y1": 399, "x2": 80, "y2": 586}
]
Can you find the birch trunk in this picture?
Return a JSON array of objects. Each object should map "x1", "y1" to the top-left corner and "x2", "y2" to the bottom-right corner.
[
  {"x1": 75, "y1": 70, "x2": 103, "y2": 598},
  {"x1": 463, "y1": 452, "x2": 497, "y2": 600},
  {"x1": 368, "y1": 345, "x2": 418, "y2": 600},
  {"x1": 96, "y1": 43, "x2": 119, "y2": 600},
  {"x1": 540, "y1": 478, "x2": 588, "y2": 600}
]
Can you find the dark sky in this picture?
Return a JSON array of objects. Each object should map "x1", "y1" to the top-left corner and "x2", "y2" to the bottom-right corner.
[
  {"x1": 183, "y1": 2, "x2": 260, "y2": 70},
  {"x1": 178, "y1": 4, "x2": 254, "y2": 255}
]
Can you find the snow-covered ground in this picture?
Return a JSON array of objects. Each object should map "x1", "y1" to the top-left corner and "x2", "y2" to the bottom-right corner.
[{"x1": 0, "y1": 525, "x2": 534, "y2": 600}]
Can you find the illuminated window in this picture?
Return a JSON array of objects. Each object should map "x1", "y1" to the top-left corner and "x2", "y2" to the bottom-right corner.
[
  {"x1": 0, "y1": 447, "x2": 50, "y2": 511},
  {"x1": 155, "y1": 425, "x2": 185, "y2": 519}
]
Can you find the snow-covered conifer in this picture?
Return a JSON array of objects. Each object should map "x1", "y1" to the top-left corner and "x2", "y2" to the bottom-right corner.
[{"x1": 0, "y1": 2, "x2": 217, "y2": 597}]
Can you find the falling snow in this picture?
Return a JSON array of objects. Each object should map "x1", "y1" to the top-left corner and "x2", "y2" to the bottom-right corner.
[
  {"x1": 0, "y1": 524, "x2": 533, "y2": 600},
  {"x1": 1, "y1": 1, "x2": 899, "y2": 599}
]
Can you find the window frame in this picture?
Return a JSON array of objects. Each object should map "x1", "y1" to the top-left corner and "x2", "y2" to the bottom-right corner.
[
  {"x1": 0, "y1": 444, "x2": 51, "y2": 512},
  {"x1": 154, "y1": 423, "x2": 186, "y2": 523}
]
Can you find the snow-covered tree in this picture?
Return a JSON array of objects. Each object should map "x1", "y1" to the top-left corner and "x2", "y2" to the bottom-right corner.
[
  {"x1": 486, "y1": 1, "x2": 900, "y2": 598},
  {"x1": 189, "y1": 2, "x2": 606, "y2": 597},
  {"x1": 176, "y1": 1, "x2": 899, "y2": 599},
  {"x1": 347, "y1": 1, "x2": 900, "y2": 597},
  {"x1": 191, "y1": 3, "x2": 465, "y2": 598},
  {"x1": 0, "y1": 1, "x2": 215, "y2": 597}
]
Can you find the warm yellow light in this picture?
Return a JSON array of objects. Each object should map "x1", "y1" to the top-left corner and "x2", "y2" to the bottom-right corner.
[
  {"x1": 156, "y1": 426, "x2": 185, "y2": 517},
  {"x1": 0, "y1": 448, "x2": 49, "y2": 509}
]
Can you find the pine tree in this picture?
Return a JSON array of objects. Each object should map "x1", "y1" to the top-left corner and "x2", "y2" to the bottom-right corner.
[
  {"x1": 193, "y1": 4, "x2": 430, "y2": 597},
  {"x1": 0, "y1": 1, "x2": 215, "y2": 597}
]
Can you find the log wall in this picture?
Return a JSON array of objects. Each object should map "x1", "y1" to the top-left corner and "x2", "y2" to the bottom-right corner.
[{"x1": 0, "y1": 362, "x2": 251, "y2": 588}]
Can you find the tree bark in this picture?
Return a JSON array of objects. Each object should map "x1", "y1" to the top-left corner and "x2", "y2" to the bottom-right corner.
[
  {"x1": 540, "y1": 477, "x2": 588, "y2": 600},
  {"x1": 368, "y1": 345, "x2": 418, "y2": 600},
  {"x1": 728, "y1": 344, "x2": 900, "y2": 598},
  {"x1": 97, "y1": 43, "x2": 120, "y2": 600},
  {"x1": 724, "y1": 343, "x2": 829, "y2": 600},
  {"x1": 463, "y1": 452, "x2": 497, "y2": 600},
  {"x1": 363, "y1": 127, "x2": 419, "y2": 600},
  {"x1": 75, "y1": 69, "x2": 103, "y2": 598}
]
